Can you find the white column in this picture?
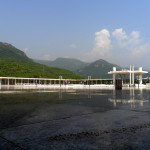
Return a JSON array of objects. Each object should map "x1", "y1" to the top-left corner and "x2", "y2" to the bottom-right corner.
[
  {"x1": 8, "y1": 79, "x2": 9, "y2": 85},
  {"x1": 15, "y1": 79, "x2": 16, "y2": 85},
  {"x1": 113, "y1": 74, "x2": 116, "y2": 85},
  {"x1": 139, "y1": 74, "x2": 142, "y2": 84},
  {"x1": 130, "y1": 66, "x2": 131, "y2": 86},
  {"x1": 113, "y1": 67, "x2": 116, "y2": 71},
  {"x1": 139, "y1": 67, "x2": 143, "y2": 84},
  {"x1": 0, "y1": 79, "x2": 1, "y2": 86},
  {"x1": 113, "y1": 67, "x2": 116, "y2": 85},
  {"x1": 132, "y1": 66, "x2": 134, "y2": 85}
]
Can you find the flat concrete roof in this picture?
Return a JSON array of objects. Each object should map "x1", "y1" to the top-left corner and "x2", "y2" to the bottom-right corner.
[{"x1": 108, "y1": 70, "x2": 148, "y2": 75}]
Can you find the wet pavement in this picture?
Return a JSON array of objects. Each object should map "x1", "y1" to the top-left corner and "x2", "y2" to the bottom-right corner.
[{"x1": 0, "y1": 88, "x2": 150, "y2": 150}]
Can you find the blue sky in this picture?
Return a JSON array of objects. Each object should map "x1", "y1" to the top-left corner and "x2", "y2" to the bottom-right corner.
[{"x1": 0, "y1": 0, "x2": 150, "y2": 69}]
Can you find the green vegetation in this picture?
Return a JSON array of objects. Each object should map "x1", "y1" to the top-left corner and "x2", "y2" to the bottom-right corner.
[
  {"x1": 0, "y1": 42, "x2": 29, "y2": 60},
  {"x1": 0, "y1": 42, "x2": 82, "y2": 79},
  {"x1": 34, "y1": 56, "x2": 122, "y2": 79},
  {"x1": 75, "y1": 59, "x2": 122, "y2": 79}
]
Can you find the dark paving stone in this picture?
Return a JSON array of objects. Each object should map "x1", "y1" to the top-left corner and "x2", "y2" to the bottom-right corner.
[
  {"x1": 0, "y1": 88, "x2": 150, "y2": 149},
  {"x1": 0, "y1": 136, "x2": 23, "y2": 150}
]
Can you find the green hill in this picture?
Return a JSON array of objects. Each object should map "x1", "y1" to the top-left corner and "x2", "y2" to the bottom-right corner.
[
  {"x1": 35, "y1": 57, "x2": 122, "y2": 79},
  {"x1": 0, "y1": 42, "x2": 29, "y2": 60},
  {"x1": 0, "y1": 42, "x2": 82, "y2": 79},
  {"x1": 75, "y1": 59, "x2": 122, "y2": 79},
  {"x1": 34, "y1": 57, "x2": 88, "y2": 71}
]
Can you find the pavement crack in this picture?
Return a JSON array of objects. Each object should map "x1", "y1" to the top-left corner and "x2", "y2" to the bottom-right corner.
[{"x1": 0, "y1": 135, "x2": 26, "y2": 150}]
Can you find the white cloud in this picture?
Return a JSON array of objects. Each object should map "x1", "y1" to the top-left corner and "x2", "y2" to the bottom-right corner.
[
  {"x1": 131, "y1": 31, "x2": 139, "y2": 39},
  {"x1": 94, "y1": 29, "x2": 111, "y2": 54},
  {"x1": 82, "y1": 28, "x2": 150, "y2": 67},
  {"x1": 112, "y1": 30, "x2": 141, "y2": 48},
  {"x1": 112, "y1": 28, "x2": 128, "y2": 40},
  {"x1": 131, "y1": 44, "x2": 150, "y2": 57},
  {"x1": 111, "y1": 28, "x2": 150, "y2": 66},
  {"x1": 42, "y1": 54, "x2": 51, "y2": 60},
  {"x1": 70, "y1": 44, "x2": 77, "y2": 49},
  {"x1": 84, "y1": 29, "x2": 111, "y2": 61},
  {"x1": 129, "y1": 31, "x2": 140, "y2": 45}
]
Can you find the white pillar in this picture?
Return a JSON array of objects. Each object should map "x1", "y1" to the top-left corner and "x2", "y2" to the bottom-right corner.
[
  {"x1": 113, "y1": 67, "x2": 116, "y2": 85},
  {"x1": 113, "y1": 67, "x2": 116, "y2": 71},
  {"x1": 139, "y1": 67, "x2": 143, "y2": 85},
  {"x1": 8, "y1": 79, "x2": 9, "y2": 85},
  {"x1": 15, "y1": 79, "x2": 16, "y2": 85},
  {"x1": 139, "y1": 67, "x2": 142, "y2": 71},
  {"x1": 139, "y1": 74, "x2": 142, "y2": 84},
  {"x1": 0, "y1": 79, "x2": 1, "y2": 85},
  {"x1": 130, "y1": 66, "x2": 131, "y2": 86},
  {"x1": 132, "y1": 66, "x2": 134, "y2": 85},
  {"x1": 113, "y1": 74, "x2": 116, "y2": 85}
]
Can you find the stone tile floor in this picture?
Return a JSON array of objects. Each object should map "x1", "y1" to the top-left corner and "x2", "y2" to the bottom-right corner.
[{"x1": 0, "y1": 89, "x2": 150, "y2": 150}]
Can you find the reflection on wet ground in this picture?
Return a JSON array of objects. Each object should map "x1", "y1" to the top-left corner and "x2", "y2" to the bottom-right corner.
[{"x1": 0, "y1": 88, "x2": 150, "y2": 149}]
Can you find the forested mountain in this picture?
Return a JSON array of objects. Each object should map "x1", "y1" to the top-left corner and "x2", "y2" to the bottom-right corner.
[
  {"x1": 35, "y1": 57, "x2": 122, "y2": 79},
  {"x1": 0, "y1": 42, "x2": 29, "y2": 60},
  {"x1": 0, "y1": 42, "x2": 82, "y2": 79},
  {"x1": 2, "y1": 42, "x2": 149, "y2": 79},
  {"x1": 75, "y1": 59, "x2": 122, "y2": 79},
  {"x1": 34, "y1": 56, "x2": 150, "y2": 79},
  {"x1": 34, "y1": 57, "x2": 88, "y2": 71}
]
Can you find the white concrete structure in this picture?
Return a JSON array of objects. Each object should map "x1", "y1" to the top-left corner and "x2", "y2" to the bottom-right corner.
[
  {"x1": 108, "y1": 66, "x2": 148, "y2": 86},
  {"x1": 0, "y1": 77, "x2": 113, "y2": 88}
]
